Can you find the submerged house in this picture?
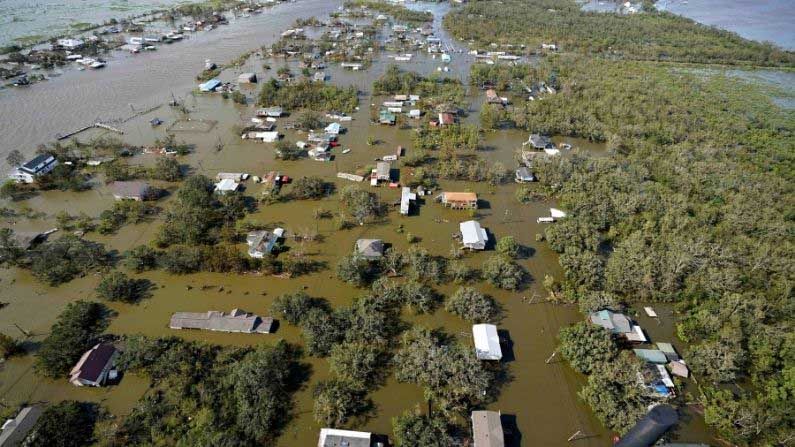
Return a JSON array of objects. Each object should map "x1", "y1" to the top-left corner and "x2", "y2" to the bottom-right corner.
[
  {"x1": 440, "y1": 192, "x2": 478, "y2": 209},
  {"x1": 515, "y1": 167, "x2": 535, "y2": 183},
  {"x1": 318, "y1": 428, "x2": 372, "y2": 447},
  {"x1": 589, "y1": 309, "x2": 647, "y2": 342},
  {"x1": 379, "y1": 109, "x2": 396, "y2": 125},
  {"x1": 0, "y1": 406, "x2": 42, "y2": 446},
  {"x1": 246, "y1": 228, "x2": 284, "y2": 258},
  {"x1": 522, "y1": 133, "x2": 553, "y2": 150},
  {"x1": 355, "y1": 239, "x2": 384, "y2": 260},
  {"x1": 214, "y1": 178, "x2": 239, "y2": 194},
  {"x1": 460, "y1": 220, "x2": 488, "y2": 250},
  {"x1": 325, "y1": 122, "x2": 344, "y2": 135},
  {"x1": 170, "y1": 309, "x2": 274, "y2": 333},
  {"x1": 8, "y1": 154, "x2": 58, "y2": 184},
  {"x1": 69, "y1": 343, "x2": 118, "y2": 387},
  {"x1": 111, "y1": 181, "x2": 150, "y2": 201},
  {"x1": 256, "y1": 106, "x2": 284, "y2": 117},
  {"x1": 238, "y1": 72, "x2": 257, "y2": 83},
  {"x1": 471, "y1": 410, "x2": 505, "y2": 447},
  {"x1": 199, "y1": 79, "x2": 222, "y2": 92},
  {"x1": 400, "y1": 187, "x2": 416, "y2": 215},
  {"x1": 473, "y1": 324, "x2": 502, "y2": 361}
]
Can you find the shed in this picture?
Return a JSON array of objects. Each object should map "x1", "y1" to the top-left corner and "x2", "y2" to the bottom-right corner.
[
  {"x1": 69, "y1": 343, "x2": 118, "y2": 387},
  {"x1": 257, "y1": 106, "x2": 284, "y2": 117},
  {"x1": 199, "y1": 79, "x2": 222, "y2": 92},
  {"x1": 460, "y1": 220, "x2": 488, "y2": 250},
  {"x1": 471, "y1": 410, "x2": 504, "y2": 447},
  {"x1": 634, "y1": 349, "x2": 669, "y2": 364},
  {"x1": 409, "y1": 109, "x2": 421, "y2": 119},
  {"x1": 238, "y1": 72, "x2": 257, "y2": 83},
  {"x1": 318, "y1": 428, "x2": 371, "y2": 447},
  {"x1": 111, "y1": 181, "x2": 150, "y2": 201},
  {"x1": 355, "y1": 239, "x2": 384, "y2": 260},
  {"x1": 473, "y1": 324, "x2": 502, "y2": 361}
]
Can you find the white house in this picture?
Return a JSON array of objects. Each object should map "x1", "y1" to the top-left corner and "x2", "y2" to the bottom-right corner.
[
  {"x1": 400, "y1": 187, "x2": 416, "y2": 215},
  {"x1": 56, "y1": 38, "x2": 85, "y2": 50},
  {"x1": 473, "y1": 324, "x2": 502, "y2": 361},
  {"x1": 460, "y1": 220, "x2": 488, "y2": 250},
  {"x1": 214, "y1": 178, "x2": 239, "y2": 194},
  {"x1": 8, "y1": 154, "x2": 58, "y2": 184},
  {"x1": 318, "y1": 428, "x2": 371, "y2": 447},
  {"x1": 247, "y1": 228, "x2": 284, "y2": 257},
  {"x1": 324, "y1": 122, "x2": 343, "y2": 135}
]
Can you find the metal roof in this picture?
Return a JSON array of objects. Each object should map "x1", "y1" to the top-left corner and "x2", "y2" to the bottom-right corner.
[
  {"x1": 460, "y1": 220, "x2": 488, "y2": 249},
  {"x1": 471, "y1": 410, "x2": 504, "y2": 447},
  {"x1": 170, "y1": 309, "x2": 273, "y2": 333},
  {"x1": 473, "y1": 324, "x2": 502, "y2": 360},
  {"x1": 318, "y1": 428, "x2": 372, "y2": 447},
  {"x1": 355, "y1": 239, "x2": 384, "y2": 259}
]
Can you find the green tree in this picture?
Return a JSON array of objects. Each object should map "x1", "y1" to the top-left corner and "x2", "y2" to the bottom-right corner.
[
  {"x1": 495, "y1": 236, "x2": 521, "y2": 258},
  {"x1": 482, "y1": 255, "x2": 525, "y2": 290},
  {"x1": 336, "y1": 253, "x2": 371, "y2": 287},
  {"x1": 35, "y1": 301, "x2": 110, "y2": 377},
  {"x1": 96, "y1": 271, "x2": 148, "y2": 303},
  {"x1": 312, "y1": 379, "x2": 370, "y2": 428},
  {"x1": 328, "y1": 342, "x2": 385, "y2": 388},
  {"x1": 27, "y1": 401, "x2": 98, "y2": 447},
  {"x1": 0, "y1": 333, "x2": 21, "y2": 359},
  {"x1": 558, "y1": 322, "x2": 618, "y2": 374},
  {"x1": 445, "y1": 286, "x2": 499, "y2": 323},
  {"x1": 392, "y1": 408, "x2": 455, "y2": 447},
  {"x1": 271, "y1": 292, "x2": 327, "y2": 326}
]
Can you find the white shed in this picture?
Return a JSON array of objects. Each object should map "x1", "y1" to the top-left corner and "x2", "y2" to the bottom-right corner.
[
  {"x1": 473, "y1": 324, "x2": 502, "y2": 361},
  {"x1": 460, "y1": 220, "x2": 488, "y2": 250}
]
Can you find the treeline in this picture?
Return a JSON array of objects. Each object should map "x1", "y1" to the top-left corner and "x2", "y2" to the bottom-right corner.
[
  {"x1": 444, "y1": 0, "x2": 794, "y2": 67},
  {"x1": 514, "y1": 57, "x2": 793, "y2": 443},
  {"x1": 344, "y1": 0, "x2": 433, "y2": 23},
  {"x1": 258, "y1": 78, "x2": 359, "y2": 113},
  {"x1": 373, "y1": 65, "x2": 466, "y2": 108},
  {"x1": 106, "y1": 337, "x2": 307, "y2": 445}
]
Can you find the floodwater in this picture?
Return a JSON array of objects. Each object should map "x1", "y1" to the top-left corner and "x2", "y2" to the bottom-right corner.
[
  {"x1": 0, "y1": 1, "x2": 719, "y2": 446},
  {"x1": 0, "y1": 0, "x2": 185, "y2": 47},
  {"x1": 580, "y1": 0, "x2": 795, "y2": 50},
  {"x1": 656, "y1": 0, "x2": 795, "y2": 51}
]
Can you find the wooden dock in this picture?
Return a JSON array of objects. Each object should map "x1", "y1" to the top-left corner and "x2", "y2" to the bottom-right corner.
[{"x1": 56, "y1": 122, "x2": 124, "y2": 140}]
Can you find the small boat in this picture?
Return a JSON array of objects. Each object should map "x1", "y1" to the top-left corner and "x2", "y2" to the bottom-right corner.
[
  {"x1": 559, "y1": 143, "x2": 572, "y2": 150},
  {"x1": 90, "y1": 61, "x2": 106, "y2": 69},
  {"x1": 342, "y1": 148, "x2": 351, "y2": 154},
  {"x1": 150, "y1": 118, "x2": 163, "y2": 127}
]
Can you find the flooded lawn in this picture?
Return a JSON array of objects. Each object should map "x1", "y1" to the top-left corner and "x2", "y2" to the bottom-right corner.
[{"x1": 0, "y1": 1, "x2": 716, "y2": 446}]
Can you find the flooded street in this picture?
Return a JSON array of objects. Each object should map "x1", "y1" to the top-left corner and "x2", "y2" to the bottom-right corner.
[{"x1": 0, "y1": 1, "x2": 725, "y2": 446}]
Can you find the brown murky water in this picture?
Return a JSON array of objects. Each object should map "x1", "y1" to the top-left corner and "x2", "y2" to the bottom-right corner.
[{"x1": 0, "y1": 1, "x2": 718, "y2": 446}]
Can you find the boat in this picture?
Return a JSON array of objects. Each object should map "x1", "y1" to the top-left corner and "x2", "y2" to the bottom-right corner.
[
  {"x1": 90, "y1": 61, "x2": 106, "y2": 69},
  {"x1": 341, "y1": 148, "x2": 351, "y2": 154},
  {"x1": 559, "y1": 143, "x2": 572, "y2": 150}
]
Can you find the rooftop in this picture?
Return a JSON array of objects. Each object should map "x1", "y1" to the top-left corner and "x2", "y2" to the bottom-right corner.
[
  {"x1": 170, "y1": 309, "x2": 273, "y2": 333},
  {"x1": 318, "y1": 428, "x2": 372, "y2": 447},
  {"x1": 471, "y1": 410, "x2": 504, "y2": 447},
  {"x1": 69, "y1": 343, "x2": 117, "y2": 384},
  {"x1": 356, "y1": 239, "x2": 384, "y2": 259}
]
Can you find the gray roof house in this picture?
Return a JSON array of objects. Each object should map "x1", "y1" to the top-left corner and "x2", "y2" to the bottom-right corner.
[
  {"x1": 355, "y1": 239, "x2": 384, "y2": 260},
  {"x1": 318, "y1": 428, "x2": 372, "y2": 447},
  {"x1": 170, "y1": 309, "x2": 274, "y2": 333},
  {"x1": 471, "y1": 410, "x2": 504, "y2": 447},
  {"x1": 246, "y1": 228, "x2": 284, "y2": 258},
  {"x1": 522, "y1": 134, "x2": 553, "y2": 150},
  {"x1": 8, "y1": 154, "x2": 58, "y2": 184},
  {"x1": 0, "y1": 406, "x2": 42, "y2": 447},
  {"x1": 514, "y1": 167, "x2": 535, "y2": 183},
  {"x1": 69, "y1": 343, "x2": 118, "y2": 387},
  {"x1": 589, "y1": 310, "x2": 647, "y2": 342},
  {"x1": 111, "y1": 181, "x2": 150, "y2": 201}
]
